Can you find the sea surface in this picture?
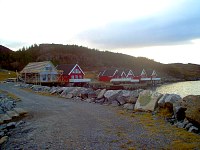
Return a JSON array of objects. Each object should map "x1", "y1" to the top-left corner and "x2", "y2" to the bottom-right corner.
[{"x1": 155, "y1": 81, "x2": 200, "y2": 98}]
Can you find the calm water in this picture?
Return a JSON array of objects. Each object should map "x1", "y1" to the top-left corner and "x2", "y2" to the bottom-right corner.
[{"x1": 155, "y1": 81, "x2": 200, "y2": 98}]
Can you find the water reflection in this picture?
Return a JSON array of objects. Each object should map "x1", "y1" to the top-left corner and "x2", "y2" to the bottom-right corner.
[{"x1": 155, "y1": 81, "x2": 200, "y2": 98}]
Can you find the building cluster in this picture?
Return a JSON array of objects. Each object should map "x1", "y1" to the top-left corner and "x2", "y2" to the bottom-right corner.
[
  {"x1": 19, "y1": 61, "x2": 161, "y2": 85},
  {"x1": 20, "y1": 61, "x2": 90, "y2": 85},
  {"x1": 98, "y1": 68, "x2": 160, "y2": 83}
]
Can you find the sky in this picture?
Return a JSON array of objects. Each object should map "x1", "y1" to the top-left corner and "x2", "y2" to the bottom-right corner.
[{"x1": 1, "y1": 0, "x2": 200, "y2": 64}]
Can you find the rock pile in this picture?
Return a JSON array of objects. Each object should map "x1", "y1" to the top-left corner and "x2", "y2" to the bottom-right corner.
[
  {"x1": 18, "y1": 83, "x2": 200, "y2": 135},
  {"x1": 0, "y1": 91, "x2": 28, "y2": 145}
]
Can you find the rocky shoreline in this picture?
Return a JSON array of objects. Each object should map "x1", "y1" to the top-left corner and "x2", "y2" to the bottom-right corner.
[
  {"x1": 17, "y1": 83, "x2": 200, "y2": 135},
  {"x1": 0, "y1": 90, "x2": 28, "y2": 145}
]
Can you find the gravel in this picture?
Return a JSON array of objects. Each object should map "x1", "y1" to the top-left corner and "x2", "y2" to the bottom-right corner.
[{"x1": 0, "y1": 83, "x2": 184, "y2": 149}]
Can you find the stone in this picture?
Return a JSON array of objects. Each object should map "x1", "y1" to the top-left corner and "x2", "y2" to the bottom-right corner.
[
  {"x1": 64, "y1": 93, "x2": 73, "y2": 99},
  {"x1": 158, "y1": 94, "x2": 170, "y2": 107},
  {"x1": 6, "y1": 122, "x2": 16, "y2": 129},
  {"x1": 13, "y1": 108, "x2": 28, "y2": 116},
  {"x1": 95, "y1": 98, "x2": 105, "y2": 104},
  {"x1": 6, "y1": 110, "x2": 19, "y2": 118},
  {"x1": 175, "y1": 121, "x2": 185, "y2": 128},
  {"x1": 80, "y1": 93, "x2": 88, "y2": 99},
  {"x1": 0, "y1": 124, "x2": 6, "y2": 130},
  {"x1": 185, "y1": 123, "x2": 193, "y2": 130},
  {"x1": 16, "y1": 120, "x2": 25, "y2": 127},
  {"x1": 0, "y1": 131, "x2": 4, "y2": 138},
  {"x1": 111, "y1": 100, "x2": 120, "y2": 107},
  {"x1": 85, "y1": 99, "x2": 94, "y2": 103},
  {"x1": 121, "y1": 90, "x2": 131, "y2": 97},
  {"x1": 104, "y1": 90, "x2": 122, "y2": 104},
  {"x1": 182, "y1": 95, "x2": 200, "y2": 125},
  {"x1": 116, "y1": 96, "x2": 126, "y2": 105},
  {"x1": 135, "y1": 90, "x2": 163, "y2": 111},
  {"x1": 3, "y1": 100, "x2": 15, "y2": 111},
  {"x1": 88, "y1": 91, "x2": 97, "y2": 99},
  {"x1": 60, "y1": 87, "x2": 73, "y2": 97},
  {"x1": 173, "y1": 105, "x2": 186, "y2": 121},
  {"x1": 126, "y1": 96, "x2": 137, "y2": 104},
  {"x1": 97, "y1": 89, "x2": 106, "y2": 99},
  {"x1": 188, "y1": 126, "x2": 199, "y2": 133},
  {"x1": 158, "y1": 94, "x2": 181, "y2": 108},
  {"x1": 0, "y1": 114, "x2": 12, "y2": 123},
  {"x1": 123, "y1": 103, "x2": 134, "y2": 110},
  {"x1": 0, "y1": 136, "x2": 8, "y2": 145},
  {"x1": 130, "y1": 90, "x2": 140, "y2": 98}
]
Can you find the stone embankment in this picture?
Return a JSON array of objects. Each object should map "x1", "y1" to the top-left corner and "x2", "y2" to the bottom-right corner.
[
  {"x1": 18, "y1": 83, "x2": 200, "y2": 135},
  {"x1": 0, "y1": 91, "x2": 28, "y2": 145}
]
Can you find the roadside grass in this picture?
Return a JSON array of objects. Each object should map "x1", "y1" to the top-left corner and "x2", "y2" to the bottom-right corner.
[
  {"x1": 117, "y1": 109, "x2": 200, "y2": 149},
  {"x1": 0, "y1": 71, "x2": 16, "y2": 81},
  {"x1": 0, "y1": 89, "x2": 21, "y2": 101}
]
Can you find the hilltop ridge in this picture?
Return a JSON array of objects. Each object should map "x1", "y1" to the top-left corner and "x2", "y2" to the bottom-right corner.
[{"x1": 0, "y1": 44, "x2": 200, "y2": 81}]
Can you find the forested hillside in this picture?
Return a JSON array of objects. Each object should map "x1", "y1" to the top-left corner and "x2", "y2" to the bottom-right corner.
[{"x1": 0, "y1": 44, "x2": 200, "y2": 81}]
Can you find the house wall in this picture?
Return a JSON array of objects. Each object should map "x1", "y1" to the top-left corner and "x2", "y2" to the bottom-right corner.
[
  {"x1": 40, "y1": 71, "x2": 58, "y2": 82},
  {"x1": 99, "y1": 76, "x2": 112, "y2": 82},
  {"x1": 58, "y1": 66, "x2": 84, "y2": 83}
]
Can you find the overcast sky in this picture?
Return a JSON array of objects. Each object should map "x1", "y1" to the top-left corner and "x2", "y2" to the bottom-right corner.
[{"x1": 1, "y1": 0, "x2": 200, "y2": 64}]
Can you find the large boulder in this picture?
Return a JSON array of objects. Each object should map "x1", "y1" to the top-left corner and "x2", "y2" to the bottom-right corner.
[
  {"x1": 158, "y1": 94, "x2": 182, "y2": 108},
  {"x1": 97, "y1": 89, "x2": 106, "y2": 99},
  {"x1": 182, "y1": 95, "x2": 200, "y2": 125},
  {"x1": 158, "y1": 94, "x2": 182, "y2": 117},
  {"x1": 104, "y1": 90, "x2": 122, "y2": 103},
  {"x1": 135, "y1": 90, "x2": 163, "y2": 111},
  {"x1": 60, "y1": 87, "x2": 74, "y2": 97}
]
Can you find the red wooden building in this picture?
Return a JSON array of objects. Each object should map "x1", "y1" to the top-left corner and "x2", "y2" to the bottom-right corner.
[
  {"x1": 124, "y1": 69, "x2": 134, "y2": 78},
  {"x1": 98, "y1": 68, "x2": 118, "y2": 82},
  {"x1": 57, "y1": 64, "x2": 90, "y2": 83}
]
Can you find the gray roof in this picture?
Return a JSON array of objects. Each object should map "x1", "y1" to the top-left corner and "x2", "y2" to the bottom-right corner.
[{"x1": 20, "y1": 61, "x2": 56, "y2": 73}]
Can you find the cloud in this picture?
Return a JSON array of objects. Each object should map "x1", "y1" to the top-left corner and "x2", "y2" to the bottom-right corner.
[
  {"x1": 77, "y1": 0, "x2": 200, "y2": 49},
  {"x1": 0, "y1": 39, "x2": 30, "y2": 51}
]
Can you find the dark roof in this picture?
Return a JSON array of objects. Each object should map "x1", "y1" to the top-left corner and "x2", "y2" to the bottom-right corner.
[
  {"x1": 100, "y1": 68, "x2": 117, "y2": 77},
  {"x1": 133, "y1": 69, "x2": 143, "y2": 76},
  {"x1": 57, "y1": 64, "x2": 76, "y2": 75},
  {"x1": 115, "y1": 69, "x2": 125, "y2": 76},
  {"x1": 145, "y1": 69, "x2": 154, "y2": 76}
]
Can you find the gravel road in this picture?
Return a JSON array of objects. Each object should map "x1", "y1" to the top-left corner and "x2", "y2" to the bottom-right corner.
[{"x1": 0, "y1": 83, "x2": 174, "y2": 149}]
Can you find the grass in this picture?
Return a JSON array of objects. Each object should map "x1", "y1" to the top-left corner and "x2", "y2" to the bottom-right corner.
[
  {"x1": 0, "y1": 90, "x2": 21, "y2": 101},
  {"x1": 0, "y1": 70, "x2": 16, "y2": 81},
  {"x1": 116, "y1": 110, "x2": 200, "y2": 149}
]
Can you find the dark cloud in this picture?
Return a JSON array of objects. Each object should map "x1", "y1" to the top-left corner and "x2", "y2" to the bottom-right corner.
[{"x1": 78, "y1": 0, "x2": 200, "y2": 49}]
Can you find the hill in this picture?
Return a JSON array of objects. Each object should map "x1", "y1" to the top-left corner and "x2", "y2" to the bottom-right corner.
[{"x1": 0, "y1": 44, "x2": 200, "y2": 81}]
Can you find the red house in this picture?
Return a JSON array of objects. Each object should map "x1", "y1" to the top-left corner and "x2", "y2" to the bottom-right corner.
[
  {"x1": 115, "y1": 69, "x2": 126, "y2": 78},
  {"x1": 124, "y1": 69, "x2": 134, "y2": 78},
  {"x1": 98, "y1": 68, "x2": 118, "y2": 82},
  {"x1": 57, "y1": 64, "x2": 90, "y2": 83}
]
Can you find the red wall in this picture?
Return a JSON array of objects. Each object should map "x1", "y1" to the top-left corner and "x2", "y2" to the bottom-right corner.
[
  {"x1": 58, "y1": 66, "x2": 84, "y2": 83},
  {"x1": 99, "y1": 76, "x2": 112, "y2": 82}
]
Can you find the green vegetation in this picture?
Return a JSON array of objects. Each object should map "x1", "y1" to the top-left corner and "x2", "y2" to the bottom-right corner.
[{"x1": 0, "y1": 70, "x2": 16, "y2": 81}]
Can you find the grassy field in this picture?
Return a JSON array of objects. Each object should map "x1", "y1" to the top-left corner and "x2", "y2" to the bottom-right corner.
[
  {"x1": 0, "y1": 70, "x2": 17, "y2": 81},
  {"x1": 118, "y1": 110, "x2": 200, "y2": 149}
]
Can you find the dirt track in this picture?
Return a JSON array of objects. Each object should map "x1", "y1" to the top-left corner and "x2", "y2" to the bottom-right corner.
[{"x1": 0, "y1": 83, "x2": 199, "y2": 149}]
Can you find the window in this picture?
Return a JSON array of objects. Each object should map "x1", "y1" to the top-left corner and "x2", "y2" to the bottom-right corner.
[
  {"x1": 75, "y1": 75, "x2": 78, "y2": 79},
  {"x1": 42, "y1": 75, "x2": 46, "y2": 81},
  {"x1": 71, "y1": 75, "x2": 74, "y2": 79}
]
